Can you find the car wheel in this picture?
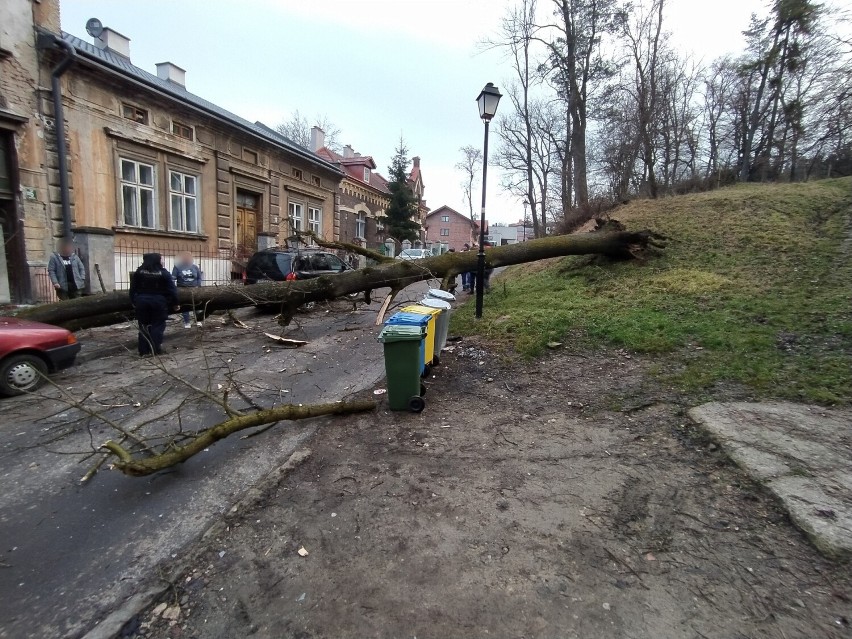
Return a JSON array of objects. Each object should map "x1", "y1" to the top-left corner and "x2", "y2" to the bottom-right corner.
[{"x1": 0, "y1": 354, "x2": 49, "y2": 396}]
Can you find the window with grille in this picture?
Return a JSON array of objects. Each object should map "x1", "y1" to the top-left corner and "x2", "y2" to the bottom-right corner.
[
  {"x1": 120, "y1": 159, "x2": 156, "y2": 228},
  {"x1": 308, "y1": 206, "x2": 322, "y2": 235},
  {"x1": 356, "y1": 212, "x2": 366, "y2": 239},
  {"x1": 289, "y1": 201, "x2": 304, "y2": 232},
  {"x1": 169, "y1": 170, "x2": 199, "y2": 233}
]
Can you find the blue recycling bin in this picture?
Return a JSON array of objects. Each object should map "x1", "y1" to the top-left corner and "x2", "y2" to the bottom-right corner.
[{"x1": 385, "y1": 311, "x2": 431, "y2": 376}]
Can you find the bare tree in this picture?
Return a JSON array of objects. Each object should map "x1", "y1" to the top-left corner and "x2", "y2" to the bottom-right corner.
[
  {"x1": 485, "y1": 0, "x2": 544, "y2": 236},
  {"x1": 276, "y1": 110, "x2": 342, "y2": 152},
  {"x1": 542, "y1": 0, "x2": 619, "y2": 206},
  {"x1": 615, "y1": 0, "x2": 666, "y2": 197},
  {"x1": 497, "y1": 95, "x2": 559, "y2": 233},
  {"x1": 455, "y1": 146, "x2": 483, "y2": 222}
]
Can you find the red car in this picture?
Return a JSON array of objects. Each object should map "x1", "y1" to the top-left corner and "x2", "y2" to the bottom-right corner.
[{"x1": 0, "y1": 317, "x2": 81, "y2": 396}]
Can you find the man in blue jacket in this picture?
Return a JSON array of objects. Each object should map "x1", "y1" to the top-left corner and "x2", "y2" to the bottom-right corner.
[{"x1": 172, "y1": 252, "x2": 203, "y2": 328}]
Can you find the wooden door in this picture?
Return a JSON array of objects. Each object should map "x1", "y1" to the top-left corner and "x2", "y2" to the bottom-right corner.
[{"x1": 235, "y1": 191, "x2": 259, "y2": 259}]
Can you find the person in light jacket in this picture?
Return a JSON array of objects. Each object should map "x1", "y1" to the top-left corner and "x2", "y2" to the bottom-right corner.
[
  {"x1": 172, "y1": 252, "x2": 203, "y2": 328},
  {"x1": 130, "y1": 253, "x2": 179, "y2": 357},
  {"x1": 47, "y1": 240, "x2": 86, "y2": 300}
]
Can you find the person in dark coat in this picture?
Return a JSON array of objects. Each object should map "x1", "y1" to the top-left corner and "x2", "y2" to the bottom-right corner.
[{"x1": 130, "y1": 253, "x2": 179, "y2": 356}]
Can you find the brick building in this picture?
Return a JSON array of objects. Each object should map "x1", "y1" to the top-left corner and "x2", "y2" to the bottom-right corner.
[
  {"x1": 0, "y1": 1, "x2": 343, "y2": 301},
  {"x1": 423, "y1": 205, "x2": 480, "y2": 252},
  {"x1": 314, "y1": 128, "x2": 428, "y2": 253}
]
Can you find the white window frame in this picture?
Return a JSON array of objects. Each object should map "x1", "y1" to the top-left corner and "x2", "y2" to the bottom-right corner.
[
  {"x1": 363, "y1": 167, "x2": 370, "y2": 183},
  {"x1": 120, "y1": 158, "x2": 157, "y2": 228},
  {"x1": 289, "y1": 201, "x2": 304, "y2": 232},
  {"x1": 355, "y1": 212, "x2": 366, "y2": 239},
  {"x1": 308, "y1": 206, "x2": 322, "y2": 235},
  {"x1": 169, "y1": 170, "x2": 199, "y2": 233},
  {"x1": 440, "y1": 228, "x2": 450, "y2": 237},
  {"x1": 441, "y1": 215, "x2": 449, "y2": 222}
]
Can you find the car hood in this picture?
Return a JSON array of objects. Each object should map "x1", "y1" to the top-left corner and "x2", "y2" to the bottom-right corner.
[{"x1": 0, "y1": 317, "x2": 65, "y2": 331}]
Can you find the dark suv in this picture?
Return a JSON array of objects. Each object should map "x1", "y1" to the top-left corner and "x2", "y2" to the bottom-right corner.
[{"x1": 244, "y1": 249, "x2": 351, "y2": 285}]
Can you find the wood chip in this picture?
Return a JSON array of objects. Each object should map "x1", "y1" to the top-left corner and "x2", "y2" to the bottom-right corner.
[{"x1": 264, "y1": 333, "x2": 308, "y2": 347}]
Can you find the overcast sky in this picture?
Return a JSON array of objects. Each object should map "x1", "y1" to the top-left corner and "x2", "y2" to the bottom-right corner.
[{"x1": 61, "y1": 0, "x2": 779, "y2": 225}]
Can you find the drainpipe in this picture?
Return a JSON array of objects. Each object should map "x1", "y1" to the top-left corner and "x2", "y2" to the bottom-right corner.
[{"x1": 38, "y1": 33, "x2": 76, "y2": 239}]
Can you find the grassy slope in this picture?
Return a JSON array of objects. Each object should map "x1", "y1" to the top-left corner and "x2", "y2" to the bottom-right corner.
[{"x1": 451, "y1": 178, "x2": 852, "y2": 403}]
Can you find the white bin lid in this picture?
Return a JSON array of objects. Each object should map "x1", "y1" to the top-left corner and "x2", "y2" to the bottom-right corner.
[
  {"x1": 427, "y1": 288, "x2": 456, "y2": 302},
  {"x1": 420, "y1": 298, "x2": 452, "y2": 310}
]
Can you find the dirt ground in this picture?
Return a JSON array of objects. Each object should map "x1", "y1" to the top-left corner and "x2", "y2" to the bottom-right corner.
[{"x1": 129, "y1": 340, "x2": 851, "y2": 639}]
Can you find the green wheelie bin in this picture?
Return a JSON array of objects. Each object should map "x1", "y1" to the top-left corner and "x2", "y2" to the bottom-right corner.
[{"x1": 378, "y1": 324, "x2": 427, "y2": 412}]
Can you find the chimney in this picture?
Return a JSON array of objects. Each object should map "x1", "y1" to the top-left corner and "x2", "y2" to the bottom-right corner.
[
  {"x1": 343, "y1": 145, "x2": 354, "y2": 159},
  {"x1": 354, "y1": 152, "x2": 361, "y2": 158},
  {"x1": 156, "y1": 62, "x2": 186, "y2": 87},
  {"x1": 310, "y1": 126, "x2": 325, "y2": 152},
  {"x1": 94, "y1": 27, "x2": 131, "y2": 60},
  {"x1": 413, "y1": 156, "x2": 421, "y2": 168}
]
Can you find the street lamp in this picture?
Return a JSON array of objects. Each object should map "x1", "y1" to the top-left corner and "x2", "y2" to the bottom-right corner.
[
  {"x1": 474, "y1": 82, "x2": 502, "y2": 319},
  {"x1": 522, "y1": 199, "x2": 529, "y2": 241}
]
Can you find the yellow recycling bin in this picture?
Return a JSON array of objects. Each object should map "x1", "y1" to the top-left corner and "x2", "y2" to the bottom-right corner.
[{"x1": 401, "y1": 304, "x2": 441, "y2": 366}]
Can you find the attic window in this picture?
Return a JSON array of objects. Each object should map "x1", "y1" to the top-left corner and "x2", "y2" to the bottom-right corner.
[
  {"x1": 172, "y1": 121, "x2": 194, "y2": 141},
  {"x1": 122, "y1": 104, "x2": 148, "y2": 125},
  {"x1": 292, "y1": 167, "x2": 303, "y2": 180},
  {"x1": 312, "y1": 175, "x2": 321, "y2": 187},
  {"x1": 363, "y1": 167, "x2": 370, "y2": 183}
]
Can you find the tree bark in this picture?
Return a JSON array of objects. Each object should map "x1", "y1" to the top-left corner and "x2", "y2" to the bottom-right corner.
[{"x1": 15, "y1": 230, "x2": 665, "y2": 330}]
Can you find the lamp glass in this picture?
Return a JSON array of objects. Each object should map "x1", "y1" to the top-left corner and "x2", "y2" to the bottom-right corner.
[{"x1": 476, "y1": 83, "x2": 502, "y2": 121}]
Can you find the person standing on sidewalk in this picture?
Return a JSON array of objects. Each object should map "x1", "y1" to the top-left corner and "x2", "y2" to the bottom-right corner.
[
  {"x1": 130, "y1": 253, "x2": 179, "y2": 357},
  {"x1": 172, "y1": 252, "x2": 203, "y2": 328},
  {"x1": 47, "y1": 240, "x2": 86, "y2": 300}
]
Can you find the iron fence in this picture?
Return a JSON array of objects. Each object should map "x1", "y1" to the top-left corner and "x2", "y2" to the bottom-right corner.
[
  {"x1": 114, "y1": 239, "x2": 246, "y2": 290},
  {"x1": 28, "y1": 265, "x2": 59, "y2": 303}
]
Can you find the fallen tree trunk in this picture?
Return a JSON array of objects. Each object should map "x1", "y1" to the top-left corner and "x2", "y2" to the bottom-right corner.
[
  {"x1": 102, "y1": 398, "x2": 376, "y2": 476},
  {"x1": 15, "y1": 229, "x2": 665, "y2": 330}
]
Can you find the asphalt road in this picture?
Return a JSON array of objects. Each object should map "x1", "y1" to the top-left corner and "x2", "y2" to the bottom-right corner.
[{"x1": 0, "y1": 282, "x2": 435, "y2": 639}]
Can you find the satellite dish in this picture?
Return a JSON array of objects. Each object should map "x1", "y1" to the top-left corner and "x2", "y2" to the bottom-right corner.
[{"x1": 85, "y1": 18, "x2": 104, "y2": 39}]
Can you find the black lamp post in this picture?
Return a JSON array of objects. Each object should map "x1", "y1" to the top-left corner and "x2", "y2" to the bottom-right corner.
[
  {"x1": 474, "y1": 82, "x2": 502, "y2": 319},
  {"x1": 522, "y1": 199, "x2": 529, "y2": 241}
]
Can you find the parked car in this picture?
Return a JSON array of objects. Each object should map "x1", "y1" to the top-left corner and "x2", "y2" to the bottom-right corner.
[
  {"x1": 244, "y1": 248, "x2": 352, "y2": 285},
  {"x1": 0, "y1": 317, "x2": 81, "y2": 396},
  {"x1": 396, "y1": 248, "x2": 430, "y2": 261}
]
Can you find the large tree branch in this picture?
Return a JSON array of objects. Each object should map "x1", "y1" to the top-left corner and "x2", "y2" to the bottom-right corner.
[
  {"x1": 102, "y1": 398, "x2": 376, "y2": 476},
  {"x1": 299, "y1": 231, "x2": 395, "y2": 263},
  {"x1": 15, "y1": 230, "x2": 666, "y2": 330}
]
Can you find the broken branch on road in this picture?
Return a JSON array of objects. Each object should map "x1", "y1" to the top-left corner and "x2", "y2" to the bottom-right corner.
[{"x1": 101, "y1": 398, "x2": 376, "y2": 476}]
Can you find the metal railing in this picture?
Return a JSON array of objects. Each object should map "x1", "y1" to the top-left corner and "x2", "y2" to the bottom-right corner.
[{"x1": 114, "y1": 239, "x2": 246, "y2": 291}]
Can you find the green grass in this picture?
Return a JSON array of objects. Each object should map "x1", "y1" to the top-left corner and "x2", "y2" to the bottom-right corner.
[{"x1": 451, "y1": 178, "x2": 852, "y2": 404}]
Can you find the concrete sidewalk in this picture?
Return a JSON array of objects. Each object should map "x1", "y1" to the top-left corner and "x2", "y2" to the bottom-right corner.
[{"x1": 689, "y1": 402, "x2": 852, "y2": 560}]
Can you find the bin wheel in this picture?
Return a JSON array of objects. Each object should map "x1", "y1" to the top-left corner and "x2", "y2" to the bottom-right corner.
[
  {"x1": 408, "y1": 396, "x2": 426, "y2": 413},
  {"x1": 432, "y1": 354, "x2": 441, "y2": 366},
  {"x1": 420, "y1": 382, "x2": 427, "y2": 396}
]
